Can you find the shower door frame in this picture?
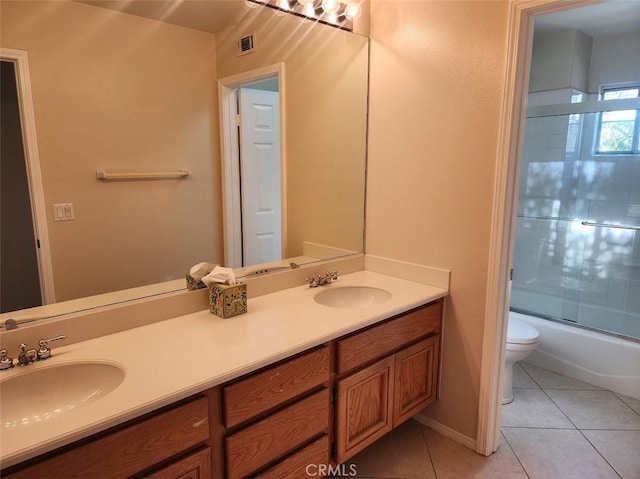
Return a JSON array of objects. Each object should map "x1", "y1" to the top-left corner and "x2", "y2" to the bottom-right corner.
[{"x1": 477, "y1": 0, "x2": 601, "y2": 457}]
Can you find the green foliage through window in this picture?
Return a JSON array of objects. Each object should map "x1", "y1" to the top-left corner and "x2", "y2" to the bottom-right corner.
[{"x1": 596, "y1": 87, "x2": 639, "y2": 155}]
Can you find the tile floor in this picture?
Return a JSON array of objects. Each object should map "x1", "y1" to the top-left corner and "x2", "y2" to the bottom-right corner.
[{"x1": 336, "y1": 362, "x2": 640, "y2": 479}]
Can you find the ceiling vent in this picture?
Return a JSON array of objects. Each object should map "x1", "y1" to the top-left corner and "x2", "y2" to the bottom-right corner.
[{"x1": 237, "y1": 34, "x2": 256, "y2": 56}]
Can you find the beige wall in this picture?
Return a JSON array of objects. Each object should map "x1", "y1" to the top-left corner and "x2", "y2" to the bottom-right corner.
[
  {"x1": 215, "y1": 8, "x2": 368, "y2": 257},
  {"x1": 367, "y1": 0, "x2": 509, "y2": 439},
  {"x1": 1, "y1": 1, "x2": 223, "y2": 302}
]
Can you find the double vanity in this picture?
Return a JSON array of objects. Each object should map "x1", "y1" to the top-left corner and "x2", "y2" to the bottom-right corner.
[{"x1": 0, "y1": 265, "x2": 448, "y2": 478}]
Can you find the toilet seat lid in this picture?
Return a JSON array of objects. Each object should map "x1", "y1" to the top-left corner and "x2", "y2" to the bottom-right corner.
[{"x1": 507, "y1": 317, "x2": 539, "y2": 344}]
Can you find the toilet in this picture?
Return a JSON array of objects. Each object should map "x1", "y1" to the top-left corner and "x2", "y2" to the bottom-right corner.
[{"x1": 503, "y1": 317, "x2": 539, "y2": 404}]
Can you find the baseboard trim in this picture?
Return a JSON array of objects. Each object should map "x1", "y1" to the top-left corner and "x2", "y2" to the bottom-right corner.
[{"x1": 412, "y1": 413, "x2": 477, "y2": 451}]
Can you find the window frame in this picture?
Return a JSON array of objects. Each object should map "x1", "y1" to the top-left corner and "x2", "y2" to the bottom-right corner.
[{"x1": 594, "y1": 83, "x2": 640, "y2": 156}]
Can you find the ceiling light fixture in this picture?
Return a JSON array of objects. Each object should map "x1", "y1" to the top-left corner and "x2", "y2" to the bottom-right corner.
[{"x1": 246, "y1": 0, "x2": 359, "y2": 31}]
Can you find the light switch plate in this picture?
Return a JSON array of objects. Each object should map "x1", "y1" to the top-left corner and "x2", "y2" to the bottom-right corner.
[{"x1": 53, "y1": 203, "x2": 75, "y2": 221}]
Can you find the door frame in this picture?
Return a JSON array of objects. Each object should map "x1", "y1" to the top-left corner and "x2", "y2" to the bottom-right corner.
[
  {"x1": 477, "y1": 0, "x2": 599, "y2": 455},
  {"x1": 1, "y1": 48, "x2": 55, "y2": 305},
  {"x1": 218, "y1": 63, "x2": 287, "y2": 268}
]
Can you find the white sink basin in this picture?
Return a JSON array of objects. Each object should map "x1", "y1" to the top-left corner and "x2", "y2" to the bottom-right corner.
[
  {"x1": 0, "y1": 362, "x2": 125, "y2": 428},
  {"x1": 314, "y1": 286, "x2": 392, "y2": 308}
]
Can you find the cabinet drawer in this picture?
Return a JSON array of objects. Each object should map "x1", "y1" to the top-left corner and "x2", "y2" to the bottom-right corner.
[
  {"x1": 253, "y1": 435, "x2": 329, "y2": 479},
  {"x1": 141, "y1": 447, "x2": 211, "y2": 479},
  {"x1": 223, "y1": 346, "x2": 329, "y2": 428},
  {"x1": 5, "y1": 397, "x2": 210, "y2": 479},
  {"x1": 337, "y1": 300, "x2": 442, "y2": 374},
  {"x1": 225, "y1": 389, "x2": 329, "y2": 479}
]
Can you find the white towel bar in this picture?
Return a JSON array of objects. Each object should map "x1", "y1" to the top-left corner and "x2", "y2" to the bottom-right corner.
[{"x1": 96, "y1": 170, "x2": 189, "y2": 181}]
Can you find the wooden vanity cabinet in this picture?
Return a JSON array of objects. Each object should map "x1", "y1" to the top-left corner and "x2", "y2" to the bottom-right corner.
[
  {"x1": 3, "y1": 397, "x2": 212, "y2": 479},
  {"x1": 2, "y1": 298, "x2": 443, "y2": 479},
  {"x1": 334, "y1": 300, "x2": 442, "y2": 463}
]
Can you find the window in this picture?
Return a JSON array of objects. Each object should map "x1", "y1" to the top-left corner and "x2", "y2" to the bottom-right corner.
[
  {"x1": 565, "y1": 91, "x2": 585, "y2": 155},
  {"x1": 595, "y1": 85, "x2": 640, "y2": 155}
]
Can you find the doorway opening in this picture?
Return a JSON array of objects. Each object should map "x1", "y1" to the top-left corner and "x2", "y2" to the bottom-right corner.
[
  {"x1": 0, "y1": 49, "x2": 54, "y2": 313},
  {"x1": 219, "y1": 64, "x2": 286, "y2": 269}
]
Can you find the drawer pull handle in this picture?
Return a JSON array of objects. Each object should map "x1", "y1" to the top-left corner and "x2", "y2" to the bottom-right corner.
[{"x1": 192, "y1": 418, "x2": 207, "y2": 428}]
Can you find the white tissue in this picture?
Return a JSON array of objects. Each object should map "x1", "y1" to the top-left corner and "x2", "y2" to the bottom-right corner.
[
  {"x1": 201, "y1": 266, "x2": 236, "y2": 286},
  {"x1": 189, "y1": 262, "x2": 217, "y2": 282}
]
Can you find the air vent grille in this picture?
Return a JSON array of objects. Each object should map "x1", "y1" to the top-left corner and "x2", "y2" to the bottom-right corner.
[{"x1": 237, "y1": 34, "x2": 256, "y2": 56}]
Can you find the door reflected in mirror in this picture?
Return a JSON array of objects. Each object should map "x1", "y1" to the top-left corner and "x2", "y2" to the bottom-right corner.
[{"x1": 0, "y1": 0, "x2": 368, "y2": 323}]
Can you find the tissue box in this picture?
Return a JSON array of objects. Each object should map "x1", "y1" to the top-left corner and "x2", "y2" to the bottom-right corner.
[
  {"x1": 186, "y1": 274, "x2": 207, "y2": 291},
  {"x1": 209, "y1": 282, "x2": 247, "y2": 318}
]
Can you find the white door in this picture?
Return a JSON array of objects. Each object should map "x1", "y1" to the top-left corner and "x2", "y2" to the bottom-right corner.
[{"x1": 238, "y1": 88, "x2": 282, "y2": 266}]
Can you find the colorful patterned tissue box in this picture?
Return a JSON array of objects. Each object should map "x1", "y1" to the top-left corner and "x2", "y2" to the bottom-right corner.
[
  {"x1": 209, "y1": 282, "x2": 247, "y2": 318},
  {"x1": 186, "y1": 274, "x2": 207, "y2": 291}
]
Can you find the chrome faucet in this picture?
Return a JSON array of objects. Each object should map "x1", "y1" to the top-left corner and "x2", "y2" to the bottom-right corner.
[
  {"x1": 4, "y1": 335, "x2": 67, "y2": 369},
  {"x1": 0, "y1": 349, "x2": 14, "y2": 370},
  {"x1": 17, "y1": 343, "x2": 37, "y2": 366},
  {"x1": 36, "y1": 335, "x2": 66, "y2": 360},
  {"x1": 305, "y1": 271, "x2": 338, "y2": 288}
]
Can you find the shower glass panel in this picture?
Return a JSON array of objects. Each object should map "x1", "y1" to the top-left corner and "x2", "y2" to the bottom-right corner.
[{"x1": 511, "y1": 96, "x2": 640, "y2": 340}]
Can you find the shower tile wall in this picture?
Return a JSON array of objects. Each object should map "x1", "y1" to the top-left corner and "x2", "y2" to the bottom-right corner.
[{"x1": 511, "y1": 89, "x2": 640, "y2": 338}]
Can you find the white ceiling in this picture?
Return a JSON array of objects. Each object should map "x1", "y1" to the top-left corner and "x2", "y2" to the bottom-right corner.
[{"x1": 535, "y1": 0, "x2": 640, "y2": 38}]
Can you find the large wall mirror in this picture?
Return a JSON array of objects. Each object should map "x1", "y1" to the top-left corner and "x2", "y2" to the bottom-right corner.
[{"x1": 0, "y1": 0, "x2": 368, "y2": 325}]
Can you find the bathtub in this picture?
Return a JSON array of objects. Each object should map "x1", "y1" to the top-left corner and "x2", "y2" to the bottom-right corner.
[{"x1": 510, "y1": 311, "x2": 640, "y2": 399}]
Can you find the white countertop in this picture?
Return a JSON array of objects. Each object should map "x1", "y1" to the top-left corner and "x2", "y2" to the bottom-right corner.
[{"x1": 0, "y1": 270, "x2": 447, "y2": 469}]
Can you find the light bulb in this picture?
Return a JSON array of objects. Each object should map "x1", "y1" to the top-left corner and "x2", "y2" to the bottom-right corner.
[
  {"x1": 297, "y1": 0, "x2": 316, "y2": 16},
  {"x1": 343, "y1": 3, "x2": 360, "y2": 20},
  {"x1": 321, "y1": 0, "x2": 339, "y2": 14},
  {"x1": 278, "y1": 0, "x2": 291, "y2": 10}
]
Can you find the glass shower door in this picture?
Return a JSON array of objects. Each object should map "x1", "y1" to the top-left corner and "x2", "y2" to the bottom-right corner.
[{"x1": 511, "y1": 99, "x2": 640, "y2": 340}]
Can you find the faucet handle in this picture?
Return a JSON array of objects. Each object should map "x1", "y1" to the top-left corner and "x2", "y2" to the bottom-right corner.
[
  {"x1": 305, "y1": 275, "x2": 319, "y2": 288},
  {"x1": 36, "y1": 335, "x2": 66, "y2": 360},
  {"x1": 0, "y1": 349, "x2": 14, "y2": 371},
  {"x1": 327, "y1": 271, "x2": 338, "y2": 280},
  {"x1": 18, "y1": 343, "x2": 36, "y2": 366}
]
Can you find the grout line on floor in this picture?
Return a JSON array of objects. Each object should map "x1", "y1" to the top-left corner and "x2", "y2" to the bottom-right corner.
[
  {"x1": 418, "y1": 423, "x2": 439, "y2": 479},
  {"x1": 539, "y1": 385, "x2": 581, "y2": 429},
  {"x1": 499, "y1": 430, "x2": 532, "y2": 479},
  {"x1": 577, "y1": 429, "x2": 624, "y2": 479},
  {"x1": 505, "y1": 364, "x2": 639, "y2": 478},
  {"x1": 613, "y1": 395, "x2": 640, "y2": 419},
  {"x1": 519, "y1": 363, "x2": 542, "y2": 390},
  {"x1": 613, "y1": 392, "x2": 640, "y2": 415},
  {"x1": 501, "y1": 425, "x2": 576, "y2": 430},
  {"x1": 541, "y1": 387, "x2": 607, "y2": 391},
  {"x1": 580, "y1": 427, "x2": 640, "y2": 431}
]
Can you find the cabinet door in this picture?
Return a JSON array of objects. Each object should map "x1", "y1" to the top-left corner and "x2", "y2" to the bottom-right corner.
[
  {"x1": 143, "y1": 448, "x2": 211, "y2": 479},
  {"x1": 335, "y1": 356, "x2": 394, "y2": 463},
  {"x1": 393, "y1": 336, "x2": 439, "y2": 427}
]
